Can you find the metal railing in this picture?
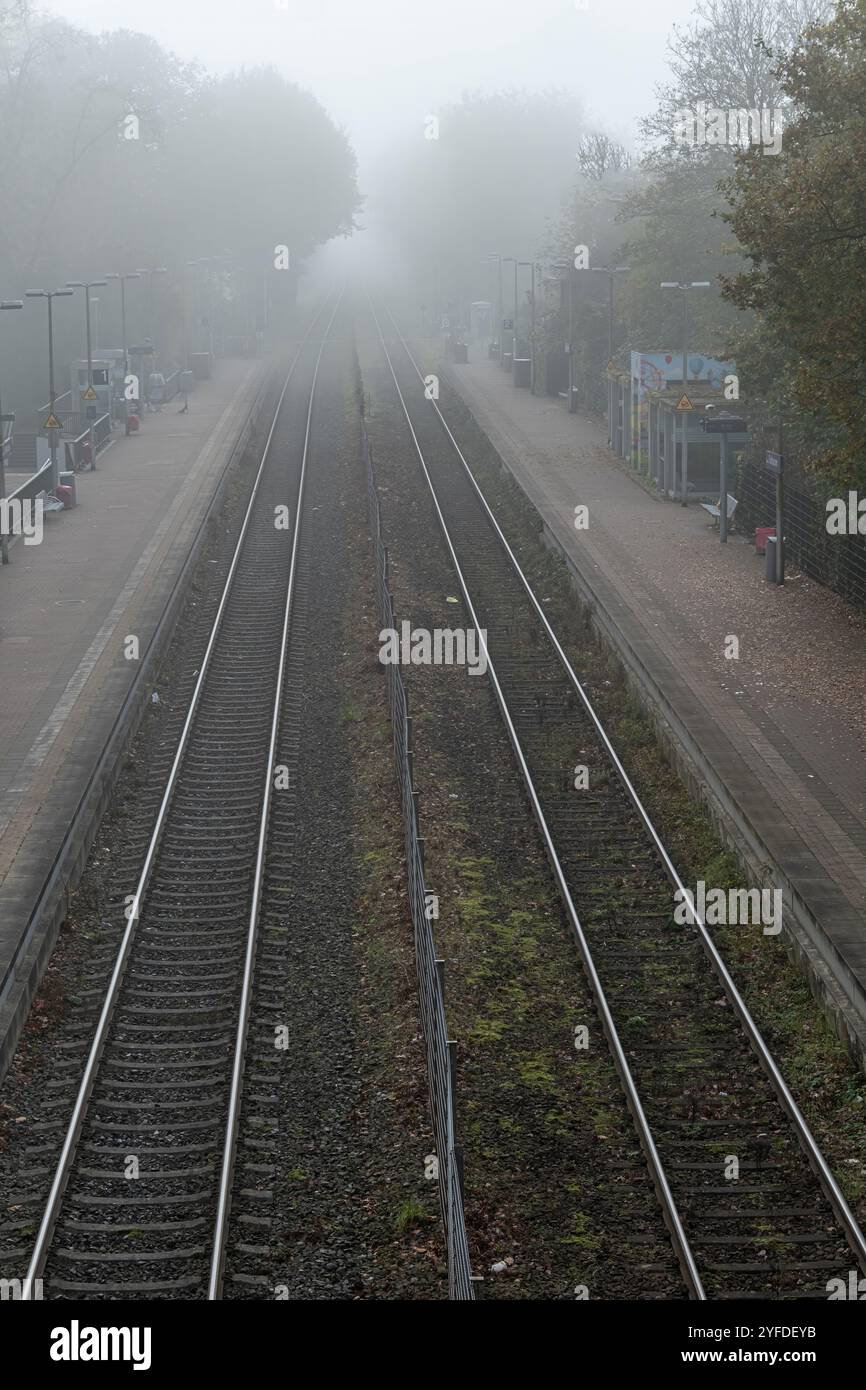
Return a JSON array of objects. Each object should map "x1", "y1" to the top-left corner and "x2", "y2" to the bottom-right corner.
[
  {"x1": 738, "y1": 456, "x2": 866, "y2": 609},
  {"x1": 38, "y1": 391, "x2": 74, "y2": 417},
  {"x1": 63, "y1": 414, "x2": 111, "y2": 470},
  {"x1": 0, "y1": 459, "x2": 54, "y2": 546},
  {"x1": 363, "y1": 419, "x2": 475, "y2": 1301}
]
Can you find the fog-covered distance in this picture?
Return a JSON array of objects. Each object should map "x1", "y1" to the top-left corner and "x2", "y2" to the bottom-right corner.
[{"x1": 1, "y1": 0, "x2": 861, "y2": 487}]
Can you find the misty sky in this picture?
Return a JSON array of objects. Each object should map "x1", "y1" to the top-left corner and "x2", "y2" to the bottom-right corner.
[{"x1": 44, "y1": 0, "x2": 699, "y2": 169}]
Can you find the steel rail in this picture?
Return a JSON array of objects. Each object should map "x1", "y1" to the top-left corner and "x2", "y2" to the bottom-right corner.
[
  {"x1": 374, "y1": 295, "x2": 866, "y2": 1281},
  {"x1": 207, "y1": 287, "x2": 344, "y2": 1298},
  {"x1": 366, "y1": 292, "x2": 706, "y2": 1300},
  {"x1": 21, "y1": 289, "x2": 341, "y2": 1299}
]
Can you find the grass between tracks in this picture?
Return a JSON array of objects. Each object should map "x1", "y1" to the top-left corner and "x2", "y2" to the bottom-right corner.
[
  {"x1": 433, "y1": 374, "x2": 866, "y2": 1219},
  {"x1": 358, "y1": 347, "x2": 679, "y2": 1299}
]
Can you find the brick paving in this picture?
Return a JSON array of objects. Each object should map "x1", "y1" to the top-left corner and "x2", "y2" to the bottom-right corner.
[{"x1": 0, "y1": 358, "x2": 262, "y2": 983}]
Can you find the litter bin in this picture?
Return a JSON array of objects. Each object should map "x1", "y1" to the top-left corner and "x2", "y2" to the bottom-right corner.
[
  {"x1": 513, "y1": 357, "x2": 531, "y2": 388},
  {"x1": 58, "y1": 470, "x2": 77, "y2": 508}
]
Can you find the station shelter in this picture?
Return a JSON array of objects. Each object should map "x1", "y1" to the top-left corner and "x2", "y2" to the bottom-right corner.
[
  {"x1": 606, "y1": 350, "x2": 746, "y2": 498},
  {"x1": 646, "y1": 387, "x2": 750, "y2": 500}
]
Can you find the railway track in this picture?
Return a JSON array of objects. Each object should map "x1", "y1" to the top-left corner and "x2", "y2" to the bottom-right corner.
[
  {"x1": 365, "y1": 292, "x2": 866, "y2": 1300},
  {"x1": 13, "y1": 291, "x2": 342, "y2": 1300}
]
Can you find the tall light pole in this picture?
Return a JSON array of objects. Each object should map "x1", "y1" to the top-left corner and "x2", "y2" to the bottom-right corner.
[
  {"x1": 486, "y1": 254, "x2": 503, "y2": 363},
  {"x1": 184, "y1": 261, "x2": 199, "y2": 369},
  {"x1": 526, "y1": 262, "x2": 538, "y2": 394},
  {"x1": 136, "y1": 267, "x2": 169, "y2": 411},
  {"x1": 0, "y1": 299, "x2": 23, "y2": 564},
  {"x1": 661, "y1": 280, "x2": 711, "y2": 504},
  {"x1": 186, "y1": 259, "x2": 207, "y2": 363},
  {"x1": 587, "y1": 266, "x2": 629, "y2": 444},
  {"x1": 25, "y1": 289, "x2": 74, "y2": 490},
  {"x1": 517, "y1": 260, "x2": 532, "y2": 386},
  {"x1": 135, "y1": 266, "x2": 169, "y2": 353},
  {"x1": 106, "y1": 272, "x2": 141, "y2": 375},
  {"x1": 480, "y1": 258, "x2": 494, "y2": 349},
  {"x1": 551, "y1": 259, "x2": 577, "y2": 412},
  {"x1": 67, "y1": 280, "x2": 108, "y2": 469},
  {"x1": 502, "y1": 258, "x2": 517, "y2": 365},
  {"x1": 190, "y1": 257, "x2": 225, "y2": 362}
]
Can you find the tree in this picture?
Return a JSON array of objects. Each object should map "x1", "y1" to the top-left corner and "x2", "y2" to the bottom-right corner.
[
  {"x1": 575, "y1": 133, "x2": 631, "y2": 182},
  {"x1": 168, "y1": 67, "x2": 360, "y2": 270},
  {"x1": 643, "y1": 0, "x2": 832, "y2": 150},
  {"x1": 0, "y1": 10, "x2": 361, "y2": 408},
  {"x1": 722, "y1": 0, "x2": 866, "y2": 486},
  {"x1": 372, "y1": 88, "x2": 587, "y2": 329}
]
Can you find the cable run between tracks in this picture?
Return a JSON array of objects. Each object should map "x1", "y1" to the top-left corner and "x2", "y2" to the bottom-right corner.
[{"x1": 365, "y1": 289, "x2": 706, "y2": 1299}]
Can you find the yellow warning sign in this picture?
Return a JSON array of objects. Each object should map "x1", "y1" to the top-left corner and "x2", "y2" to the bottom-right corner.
[
  {"x1": 83, "y1": 385, "x2": 98, "y2": 401},
  {"x1": 675, "y1": 393, "x2": 695, "y2": 412},
  {"x1": 43, "y1": 414, "x2": 62, "y2": 430}
]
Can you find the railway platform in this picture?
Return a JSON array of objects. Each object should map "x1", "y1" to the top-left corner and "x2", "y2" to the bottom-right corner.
[
  {"x1": 443, "y1": 354, "x2": 866, "y2": 1062},
  {"x1": 0, "y1": 357, "x2": 266, "y2": 1071}
]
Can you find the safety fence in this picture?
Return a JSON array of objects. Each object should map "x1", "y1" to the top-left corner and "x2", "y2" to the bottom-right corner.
[
  {"x1": 737, "y1": 456, "x2": 866, "y2": 610},
  {"x1": 0, "y1": 459, "x2": 54, "y2": 555},
  {"x1": 363, "y1": 418, "x2": 476, "y2": 1301},
  {"x1": 58, "y1": 414, "x2": 112, "y2": 470}
]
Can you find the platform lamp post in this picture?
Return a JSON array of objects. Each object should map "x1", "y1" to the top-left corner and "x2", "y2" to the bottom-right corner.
[
  {"x1": 0, "y1": 299, "x2": 23, "y2": 564},
  {"x1": 480, "y1": 257, "x2": 495, "y2": 350},
  {"x1": 105, "y1": 272, "x2": 141, "y2": 378},
  {"x1": 661, "y1": 280, "x2": 711, "y2": 505},
  {"x1": 67, "y1": 279, "x2": 108, "y2": 468},
  {"x1": 485, "y1": 254, "x2": 504, "y2": 364},
  {"x1": 587, "y1": 266, "x2": 629, "y2": 445},
  {"x1": 185, "y1": 259, "x2": 205, "y2": 367},
  {"x1": 516, "y1": 260, "x2": 532, "y2": 386},
  {"x1": 135, "y1": 267, "x2": 169, "y2": 411},
  {"x1": 501, "y1": 258, "x2": 518, "y2": 366},
  {"x1": 551, "y1": 259, "x2": 578, "y2": 413},
  {"x1": 526, "y1": 262, "x2": 539, "y2": 394},
  {"x1": 25, "y1": 288, "x2": 74, "y2": 491},
  {"x1": 135, "y1": 267, "x2": 168, "y2": 355}
]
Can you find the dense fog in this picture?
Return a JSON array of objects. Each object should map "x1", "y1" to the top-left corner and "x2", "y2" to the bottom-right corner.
[{"x1": 0, "y1": 0, "x2": 860, "y2": 481}]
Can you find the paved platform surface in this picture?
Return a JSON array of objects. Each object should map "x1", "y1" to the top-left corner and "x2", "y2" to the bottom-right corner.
[
  {"x1": 0, "y1": 358, "x2": 264, "y2": 985},
  {"x1": 445, "y1": 356, "x2": 866, "y2": 1025}
]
